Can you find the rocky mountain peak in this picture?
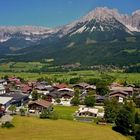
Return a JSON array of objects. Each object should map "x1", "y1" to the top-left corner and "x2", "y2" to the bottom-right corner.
[
  {"x1": 132, "y1": 10, "x2": 140, "y2": 16},
  {"x1": 81, "y1": 7, "x2": 122, "y2": 22}
]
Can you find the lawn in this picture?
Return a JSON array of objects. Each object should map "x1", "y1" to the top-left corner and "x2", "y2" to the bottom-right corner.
[
  {"x1": 0, "y1": 116, "x2": 130, "y2": 140},
  {"x1": 54, "y1": 105, "x2": 78, "y2": 120}
]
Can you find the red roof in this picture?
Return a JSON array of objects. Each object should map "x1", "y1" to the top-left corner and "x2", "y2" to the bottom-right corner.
[
  {"x1": 21, "y1": 85, "x2": 32, "y2": 93},
  {"x1": 54, "y1": 83, "x2": 68, "y2": 89},
  {"x1": 8, "y1": 77, "x2": 21, "y2": 84}
]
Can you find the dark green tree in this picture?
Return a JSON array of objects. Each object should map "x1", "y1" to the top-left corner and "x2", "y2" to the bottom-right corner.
[
  {"x1": 55, "y1": 98, "x2": 61, "y2": 104},
  {"x1": 96, "y1": 85, "x2": 109, "y2": 96},
  {"x1": 84, "y1": 96, "x2": 95, "y2": 107},
  {"x1": 115, "y1": 104, "x2": 135, "y2": 135},
  {"x1": 104, "y1": 99, "x2": 120, "y2": 123},
  {"x1": 32, "y1": 90, "x2": 39, "y2": 101},
  {"x1": 71, "y1": 97, "x2": 80, "y2": 106},
  {"x1": 135, "y1": 112, "x2": 140, "y2": 124},
  {"x1": 135, "y1": 125, "x2": 140, "y2": 140}
]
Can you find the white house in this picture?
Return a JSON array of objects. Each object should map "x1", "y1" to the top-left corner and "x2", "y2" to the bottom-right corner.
[
  {"x1": 0, "y1": 84, "x2": 6, "y2": 95},
  {"x1": 76, "y1": 107, "x2": 98, "y2": 117}
]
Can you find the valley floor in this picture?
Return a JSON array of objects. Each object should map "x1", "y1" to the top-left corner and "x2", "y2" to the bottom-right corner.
[
  {"x1": 0, "y1": 70, "x2": 139, "y2": 83},
  {"x1": 0, "y1": 116, "x2": 130, "y2": 140}
]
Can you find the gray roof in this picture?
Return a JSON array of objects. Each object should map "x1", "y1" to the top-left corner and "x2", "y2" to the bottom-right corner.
[{"x1": 0, "y1": 92, "x2": 29, "y2": 102}]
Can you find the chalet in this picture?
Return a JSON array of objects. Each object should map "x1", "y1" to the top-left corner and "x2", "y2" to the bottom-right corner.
[
  {"x1": 35, "y1": 85, "x2": 54, "y2": 95},
  {"x1": 110, "y1": 86, "x2": 133, "y2": 96},
  {"x1": 28, "y1": 100, "x2": 52, "y2": 112},
  {"x1": 0, "y1": 84, "x2": 6, "y2": 95},
  {"x1": 76, "y1": 107, "x2": 98, "y2": 117},
  {"x1": 45, "y1": 89, "x2": 74, "y2": 106},
  {"x1": 45, "y1": 91, "x2": 59, "y2": 102},
  {"x1": 59, "y1": 92, "x2": 74, "y2": 106},
  {"x1": 21, "y1": 84, "x2": 32, "y2": 94},
  {"x1": 96, "y1": 95, "x2": 106, "y2": 103},
  {"x1": 109, "y1": 90, "x2": 128, "y2": 103},
  {"x1": 73, "y1": 83, "x2": 89, "y2": 91}
]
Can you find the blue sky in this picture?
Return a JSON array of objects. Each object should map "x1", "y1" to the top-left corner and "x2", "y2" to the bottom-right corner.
[{"x1": 0, "y1": 0, "x2": 140, "y2": 27}]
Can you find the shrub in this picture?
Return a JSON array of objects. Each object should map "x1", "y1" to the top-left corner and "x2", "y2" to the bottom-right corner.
[
  {"x1": 40, "y1": 109, "x2": 50, "y2": 119},
  {"x1": 49, "y1": 111, "x2": 59, "y2": 120},
  {"x1": 19, "y1": 108, "x2": 26, "y2": 116},
  {"x1": 1, "y1": 122, "x2": 14, "y2": 128}
]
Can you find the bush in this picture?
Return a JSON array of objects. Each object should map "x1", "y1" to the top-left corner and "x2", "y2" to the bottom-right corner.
[
  {"x1": 40, "y1": 109, "x2": 50, "y2": 119},
  {"x1": 40, "y1": 109, "x2": 58, "y2": 120},
  {"x1": 49, "y1": 111, "x2": 59, "y2": 120},
  {"x1": 19, "y1": 108, "x2": 26, "y2": 116},
  {"x1": 1, "y1": 122, "x2": 14, "y2": 128},
  {"x1": 55, "y1": 98, "x2": 61, "y2": 104}
]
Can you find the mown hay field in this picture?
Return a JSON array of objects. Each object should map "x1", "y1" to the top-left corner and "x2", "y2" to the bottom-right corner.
[{"x1": 0, "y1": 116, "x2": 130, "y2": 140}]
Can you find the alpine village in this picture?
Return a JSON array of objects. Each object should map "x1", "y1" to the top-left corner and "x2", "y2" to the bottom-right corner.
[{"x1": 0, "y1": 2, "x2": 140, "y2": 140}]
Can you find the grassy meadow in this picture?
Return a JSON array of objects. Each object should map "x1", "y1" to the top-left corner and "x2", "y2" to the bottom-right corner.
[
  {"x1": 0, "y1": 62, "x2": 139, "y2": 83},
  {"x1": 0, "y1": 116, "x2": 130, "y2": 140},
  {"x1": 0, "y1": 70, "x2": 139, "y2": 83},
  {"x1": 54, "y1": 106, "x2": 78, "y2": 120}
]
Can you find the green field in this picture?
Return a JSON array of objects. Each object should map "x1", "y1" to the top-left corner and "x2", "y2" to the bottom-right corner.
[
  {"x1": 54, "y1": 106, "x2": 78, "y2": 120},
  {"x1": 0, "y1": 62, "x2": 45, "y2": 72},
  {"x1": 0, "y1": 62, "x2": 139, "y2": 83},
  {"x1": 0, "y1": 116, "x2": 130, "y2": 140},
  {"x1": 0, "y1": 70, "x2": 139, "y2": 84}
]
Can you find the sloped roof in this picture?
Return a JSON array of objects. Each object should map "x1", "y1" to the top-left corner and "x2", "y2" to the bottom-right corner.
[
  {"x1": 0, "y1": 92, "x2": 28, "y2": 102},
  {"x1": 0, "y1": 97, "x2": 13, "y2": 105},
  {"x1": 29, "y1": 100, "x2": 52, "y2": 108},
  {"x1": 110, "y1": 94, "x2": 126, "y2": 98},
  {"x1": 58, "y1": 88, "x2": 74, "y2": 92},
  {"x1": 54, "y1": 83, "x2": 69, "y2": 89},
  {"x1": 74, "y1": 83, "x2": 89, "y2": 88},
  {"x1": 110, "y1": 87, "x2": 133, "y2": 92},
  {"x1": 109, "y1": 90, "x2": 128, "y2": 96}
]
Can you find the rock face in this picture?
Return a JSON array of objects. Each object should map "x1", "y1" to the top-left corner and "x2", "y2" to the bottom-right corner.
[
  {"x1": 54, "y1": 7, "x2": 140, "y2": 39},
  {"x1": 0, "y1": 26, "x2": 57, "y2": 43},
  {"x1": 0, "y1": 7, "x2": 140, "y2": 42}
]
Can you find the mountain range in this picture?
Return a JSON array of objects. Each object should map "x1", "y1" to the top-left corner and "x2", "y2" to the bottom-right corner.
[{"x1": 0, "y1": 7, "x2": 140, "y2": 66}]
